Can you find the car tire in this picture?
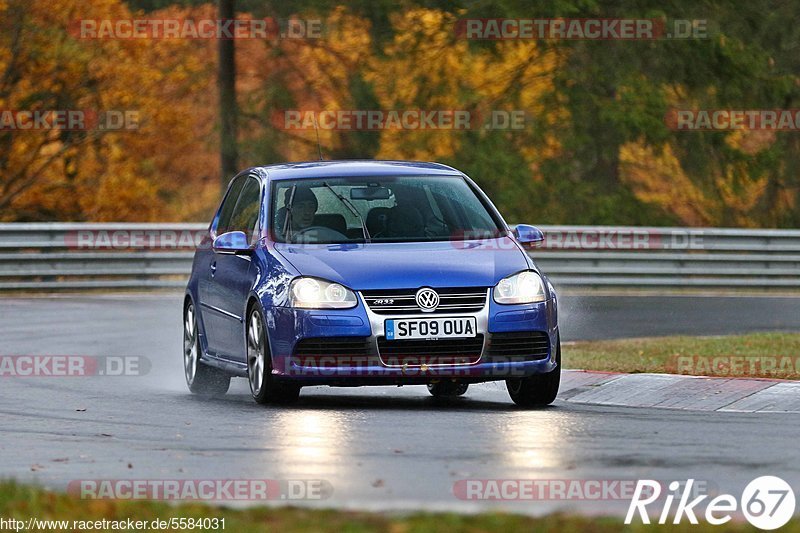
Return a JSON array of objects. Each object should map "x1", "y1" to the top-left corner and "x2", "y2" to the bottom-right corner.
[
  {"x1": 505, "y1": 334, "x2": 561, "y2": 407},
  {"x1": 184, "y1": 302, "x2": 231, "y2": 396},
  {"x1": 247, "y1": 307, "x2": 301, "y2": 405},
  {"x1": 427, "y1": 381, "x2": 469, "y2": 397}
]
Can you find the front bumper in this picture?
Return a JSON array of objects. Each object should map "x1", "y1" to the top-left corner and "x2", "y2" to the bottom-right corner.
[{"x1": 264, "y1": 291, "x2": 558, "y2": 386}]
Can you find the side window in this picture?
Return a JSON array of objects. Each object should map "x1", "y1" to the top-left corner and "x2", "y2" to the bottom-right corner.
[
  {"x1": 215, "y1": 176, "x2": 246, "y2": 235},
  {"x1": 228, "y1": 177, "x2": 262, "y2": 242}
]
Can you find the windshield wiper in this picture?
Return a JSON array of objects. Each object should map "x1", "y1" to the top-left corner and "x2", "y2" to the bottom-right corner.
[{"x1": 322, "y1": 182, "x2": 371, "y2": 243}]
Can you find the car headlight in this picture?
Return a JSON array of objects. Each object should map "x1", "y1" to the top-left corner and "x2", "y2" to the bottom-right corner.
[
  {"x1": 289, "y1": 277, "x2": 357, "y2": 309},
  {"x1": 493, "y1": 271, "x2": 546, "y2": 304}
]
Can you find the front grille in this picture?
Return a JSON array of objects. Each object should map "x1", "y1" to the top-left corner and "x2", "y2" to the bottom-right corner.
[
  {"x1": 361, "y1": 287, "x2": 487, "y2": 315},
  {"x1": 485, "y1": 331, "x2": 550, "y2": 361},
  {"x1": 293, "y1": 336, "x2": 373, "y2": 366},
  {"x1": 377, "y1": 335, "x2": 484, "y2": 366}
]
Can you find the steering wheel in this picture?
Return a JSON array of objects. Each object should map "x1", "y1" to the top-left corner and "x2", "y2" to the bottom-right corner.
[{"x1": 291, "y1": 226, "x2": 348, "y2": 243}]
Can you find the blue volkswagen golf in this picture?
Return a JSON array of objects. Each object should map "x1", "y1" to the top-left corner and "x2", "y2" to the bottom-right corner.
[{"x1": 183, "y1": 161, "x2": 560, "y2": 407}]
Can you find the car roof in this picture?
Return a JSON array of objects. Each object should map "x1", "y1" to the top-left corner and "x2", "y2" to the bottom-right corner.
[{"x1": 252, "y1": 160, "x2": 462, "y2": 181}]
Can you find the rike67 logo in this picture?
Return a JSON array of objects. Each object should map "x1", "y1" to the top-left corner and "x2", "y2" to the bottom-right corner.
[{"x1": 626, "y1": 476, "x2": 796, "y2": 530}]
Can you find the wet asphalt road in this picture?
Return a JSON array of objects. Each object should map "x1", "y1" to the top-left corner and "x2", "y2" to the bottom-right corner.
[{"x1": 1, "y1": 293, "x2": 799, "y2": 517}]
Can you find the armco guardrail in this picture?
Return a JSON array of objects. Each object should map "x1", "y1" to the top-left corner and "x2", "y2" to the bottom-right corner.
[{"x1": 0, "y1": 223, "x2": 799, "y2": 291}]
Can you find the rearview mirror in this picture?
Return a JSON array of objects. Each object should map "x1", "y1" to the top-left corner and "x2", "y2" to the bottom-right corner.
[
  {"x1": 212, "y1": 231, "x2": 252, "y2": 253},
  {"x1": 513, "y1": 224, "x2": 544, "y2": 246},
  {"x1": 350, "y1": 186, "x2": 391, "y2": 200}
]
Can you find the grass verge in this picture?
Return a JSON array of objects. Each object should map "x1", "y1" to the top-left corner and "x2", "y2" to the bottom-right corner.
[
  {"x1": 563, "y1": 332, "x2": 800, "y2": 378},
  {"x1": 1, "y1": 481, "x2": 798, "y2": 532}
]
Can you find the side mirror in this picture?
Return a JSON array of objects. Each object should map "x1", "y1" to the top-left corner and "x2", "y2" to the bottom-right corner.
[
  {"x1": 212, "y1": 231, "x2": 252, "y2": 253},
  {"x1": 513, "y1": 224, "x2": 544, "y2": 247}
]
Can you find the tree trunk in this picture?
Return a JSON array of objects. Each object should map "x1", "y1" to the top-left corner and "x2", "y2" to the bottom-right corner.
[{"x1": 217, "y1": 0, "x2": 238, "y2": 187}]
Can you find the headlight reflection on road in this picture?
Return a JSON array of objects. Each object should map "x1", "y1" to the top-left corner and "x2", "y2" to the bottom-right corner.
[
  {"x1": 271, "y1": 410, "x2": 349, "y2": 477},
  {"x1": 497, "y1": 412, "x2": 571, "y2": 473}
]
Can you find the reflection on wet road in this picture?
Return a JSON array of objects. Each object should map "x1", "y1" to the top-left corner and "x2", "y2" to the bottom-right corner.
[{"x1": 0, "y1": 294, "x2": 799, "y2": 516}]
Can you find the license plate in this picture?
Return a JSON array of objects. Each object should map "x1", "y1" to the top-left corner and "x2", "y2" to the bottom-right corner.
[{"x1": 385, "y1": 317, "x2": 477, "y2": 340}]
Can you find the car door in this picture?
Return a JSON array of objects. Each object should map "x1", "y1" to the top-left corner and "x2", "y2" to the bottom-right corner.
[
  {"x1": 198, "y1": 175, "x2": 246, "y2": 356},
  {"x1": 204, "y1": 175, "x2": 262, "y2": 362}
]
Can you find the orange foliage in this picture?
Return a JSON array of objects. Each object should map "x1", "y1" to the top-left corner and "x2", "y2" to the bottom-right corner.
[
  {"x1": 620, "y1": 142, "x2": 715, "y2": 226},
  {"x1": 1, "y1": 0, "x2": 218, "y2": 221}
]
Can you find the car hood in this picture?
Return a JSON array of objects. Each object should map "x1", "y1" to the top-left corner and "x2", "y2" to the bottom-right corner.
[{"x1": 273, "y1": 237, "x2": 532, "y2": 290}]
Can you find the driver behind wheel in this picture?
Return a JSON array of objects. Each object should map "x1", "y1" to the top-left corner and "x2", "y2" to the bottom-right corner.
[
  {"x1": 275, "y1": 186, "x2": 318, "y2": 239},
  {"x1": 285, "y1": 186, "x2": 318, "y2": 231}
]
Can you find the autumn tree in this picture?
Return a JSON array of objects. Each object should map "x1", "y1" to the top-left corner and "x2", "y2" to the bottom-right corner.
[{"x1": 0, "y1": 0, "x2": 219, "y2": 221}]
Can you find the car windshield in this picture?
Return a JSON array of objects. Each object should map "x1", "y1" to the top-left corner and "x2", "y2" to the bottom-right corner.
[{"x1": 271, "y1": 175, "x2": 504, "y2": 244}]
